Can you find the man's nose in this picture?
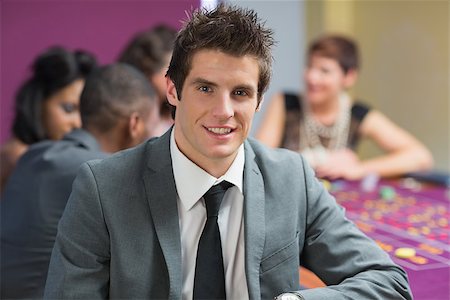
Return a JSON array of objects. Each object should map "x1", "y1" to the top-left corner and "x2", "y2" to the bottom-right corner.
[{"x1": 212, "y1": 93, "x2": 234, "y2": 119}]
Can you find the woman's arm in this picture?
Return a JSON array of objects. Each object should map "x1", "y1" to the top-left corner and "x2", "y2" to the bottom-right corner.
[
  {"x1": 315, "y1": 110, "x2": 433, "y2": 180},
  {"x1": 255, "y1": 92, "x2": 286, "y2": 148},
  {"x1": 357, "y1": 110, "x2": 434, "y2": 177}
]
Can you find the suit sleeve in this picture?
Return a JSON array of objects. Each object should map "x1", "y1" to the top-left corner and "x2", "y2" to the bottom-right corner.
[
  {"x1": 44, "y1": 162, "x2": 110, "y2": 299},
  {"x1": 296, "y1": 157, "x2": 412, "y2": 300}
]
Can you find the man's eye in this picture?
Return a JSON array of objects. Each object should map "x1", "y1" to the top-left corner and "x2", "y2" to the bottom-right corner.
[
  {"x1": 199, "y1": 86, "x2": 211, "y2": 93},
  {"x1": 234, "y1": 90, "x2": 248, "y2": 96},
  {"x1": 60, "y1": 103, "x2": 77, "y2": 113}
]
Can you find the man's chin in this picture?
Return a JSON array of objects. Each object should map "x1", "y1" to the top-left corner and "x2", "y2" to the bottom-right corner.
[{"x1": 206, "y1": 147, "x2": 239, "y2": 161}]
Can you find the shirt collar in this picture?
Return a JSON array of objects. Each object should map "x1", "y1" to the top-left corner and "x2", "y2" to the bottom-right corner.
[{"x1": 170, "y1": 129, "x2": 244, "y2": 211}]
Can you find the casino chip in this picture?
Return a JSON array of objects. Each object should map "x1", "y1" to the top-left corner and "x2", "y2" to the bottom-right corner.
[
  {"x1": 395, "y1": 247, "x2": 416, "y2": 259},
  {"x1": 361, "y1": 173, "x2": 379, "y2": 192},
  {"x1": 321, "y1": 179, "x2": 331, "y2": 191},
  {"x1": 379, "y1": 186, "x2": 396, "y2": 201}
]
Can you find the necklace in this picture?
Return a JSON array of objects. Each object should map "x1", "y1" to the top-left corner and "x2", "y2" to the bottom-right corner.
[{"x1": 299, "y1": 93, "x2": 351, "y2": 165}]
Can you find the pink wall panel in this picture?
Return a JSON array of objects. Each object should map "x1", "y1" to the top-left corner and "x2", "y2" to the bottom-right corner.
[{"x1": 0, "y1": 0, "x2": 199, "y2": 143}]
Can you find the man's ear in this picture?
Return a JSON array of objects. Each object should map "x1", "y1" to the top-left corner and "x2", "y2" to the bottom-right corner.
[
  {"x1": 256, "y1": 95, "x2": 264, "y2": 112},
  {"x1": 166, "y1": 77, "x2": 179, "y2": 106},
  {"x1": 128, "y1": 111, "x2": 142, "y2": 140},
  {"x1": 343, "y1": 69, "x2": 358, "y2": 89}
]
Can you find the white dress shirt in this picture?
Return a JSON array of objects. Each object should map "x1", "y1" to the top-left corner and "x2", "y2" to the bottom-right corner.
[{"x1": 170, "y1": 130, "x2": 249, "y2": 300}]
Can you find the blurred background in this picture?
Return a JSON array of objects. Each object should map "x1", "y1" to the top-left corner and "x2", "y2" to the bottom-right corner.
[{"x1": 1, "y1": 0, "x2": 448, "y2": 172}]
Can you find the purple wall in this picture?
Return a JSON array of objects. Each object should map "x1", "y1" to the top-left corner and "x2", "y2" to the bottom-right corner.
[{"x1": 0, "y1": 0, "x2": 200, "y2": 143}]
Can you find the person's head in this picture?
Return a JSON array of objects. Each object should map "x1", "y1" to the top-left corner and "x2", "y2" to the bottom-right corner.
[
  {"x1": 165, "y1": 4, "x2": 274, "y2": 176},
  {"x1": 80, "y1": 63, "x2": 158, "y2": 152},
  {"x1": 166, "y1": 4, "x2": 273, "y2": 108},
  {"x1": 119, "y1": 24, "x2": 177, "y2": 102},
  {"x1": 305, "y1": 34, "x2": 359, "y2": 104},
  {"x1": 12, "y1": 47, "x2": 97, "y2": 144}
]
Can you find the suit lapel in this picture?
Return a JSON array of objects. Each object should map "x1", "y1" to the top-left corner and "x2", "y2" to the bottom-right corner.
[
  {"x1": 243, "y1": 140, "x2": 266, "y2": 299},
  {"x1": 141, "y1": 134, "x2": 266, "y2": 298},
  {"x1": 142, "y1": 129, "x2": 182, "y2": 299}
]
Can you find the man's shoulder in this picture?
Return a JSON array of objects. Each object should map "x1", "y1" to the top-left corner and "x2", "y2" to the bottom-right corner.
[
  {"x1": 85, "y1": 136, "x2": 160, "y2": 175},
  {"x1": 2, "y1": 138, "x2": 107, "y2": 202},
  {"x1": 247, "y1": 137, "x2": 303, "y2": 160},
  {"x1": 246, "y1": 138, "x2": 305, "y2": 171},
  {"x1": 24, "y1": 137, "x2": 105, "y2": 171},
  {"x1": 15, "y1": 140, "x2": 61, "y2": 172}
]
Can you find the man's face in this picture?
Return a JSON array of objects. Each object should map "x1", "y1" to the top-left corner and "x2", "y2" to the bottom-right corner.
[{"x1": 167, "y1": 49, "x2": 261, "y2": 176}]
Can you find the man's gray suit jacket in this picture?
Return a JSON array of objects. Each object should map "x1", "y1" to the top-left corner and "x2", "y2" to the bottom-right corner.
[
  {"x1": 44, "y1": 129, "x2": 412, "y2": 299},
  {"x1": 1, "y1": 129, "x2": 108, "y2": 299}
]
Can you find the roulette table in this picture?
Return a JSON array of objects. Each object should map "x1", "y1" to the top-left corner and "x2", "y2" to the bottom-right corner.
[{"x1": 301, "y1": 177, "x2": 450, "y2": 300}]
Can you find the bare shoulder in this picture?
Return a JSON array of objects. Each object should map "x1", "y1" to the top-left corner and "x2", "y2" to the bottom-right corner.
[
  {"x1": 0, "y1": 138, "x2": 28, "y2": 170},
  {"x1": 267, "y1": 92, "x2": 285, "y2": 108},
  {"x1": 359, "y1": 109, "x2": 399, "y2": 136},
  {"x1": 255, "y1": 92, "x2": 287, "y2": 147},
  {"x1": 0, "y1": 138, "x2": 28, "y2": 190},
  {"x1": 359, "y1": 109, "x2": 426, "y2": 151}
]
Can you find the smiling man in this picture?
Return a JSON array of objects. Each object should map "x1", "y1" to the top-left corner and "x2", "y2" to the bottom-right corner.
[
  {"x1": 44, "y1": 4, "x2": 412, "y2": 300},
  {"x1": 167, "y1": 49, "x2": 261, "y2": 178}
]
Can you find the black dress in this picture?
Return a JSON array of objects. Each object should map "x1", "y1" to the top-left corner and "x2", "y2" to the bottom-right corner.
[{"x1": 281, "y1": 92, "x2": 370, "y2": 152}]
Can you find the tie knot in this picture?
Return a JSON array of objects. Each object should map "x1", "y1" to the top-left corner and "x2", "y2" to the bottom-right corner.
[{"x1": 203, "y1": 181, "x2": 233, "y2": 218}]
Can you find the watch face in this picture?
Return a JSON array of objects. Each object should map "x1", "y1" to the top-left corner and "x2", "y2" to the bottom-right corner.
[{"x1": 279, "y1": 293, "x2": 301, "y2": 300}]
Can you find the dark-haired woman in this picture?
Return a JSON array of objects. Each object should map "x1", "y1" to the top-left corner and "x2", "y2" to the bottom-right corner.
[
  {"x1": 118, "y1": 24, "x2": 177, "y2": 137},
  {"x1": 256, "y1": 34, "x2": 433, "y2": 180},
  {"x1": 0, "y1": 47, "x2": 97, "y2": 192}
]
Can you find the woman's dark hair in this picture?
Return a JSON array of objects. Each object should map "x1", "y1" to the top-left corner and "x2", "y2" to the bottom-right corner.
[
  {"x1": 308, "y1": 34, "x2": 359, "y2": 74},
  {"x1": 118, "y1": 24, "x2": 177, "y2": 77},
  {"x1": 12, "y1": 46, "x2": 97, "y2": 144}
]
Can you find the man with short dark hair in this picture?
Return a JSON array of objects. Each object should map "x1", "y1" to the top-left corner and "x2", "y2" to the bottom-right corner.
[
  {"x1": 1, "y1": 63, "x2": 158, "y2": 299},
  {"x1": 44, "y1": 5, "x2": 412, "y2": 300}
]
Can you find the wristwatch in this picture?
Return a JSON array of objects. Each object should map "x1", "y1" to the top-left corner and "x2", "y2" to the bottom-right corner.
[{"x1": 274, "y1": 292, "x2": 304, "y2": 300}]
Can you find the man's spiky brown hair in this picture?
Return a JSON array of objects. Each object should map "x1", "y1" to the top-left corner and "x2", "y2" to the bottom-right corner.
[{"x1": 166, "y1": 4, "x2": 275, "y2": 104}]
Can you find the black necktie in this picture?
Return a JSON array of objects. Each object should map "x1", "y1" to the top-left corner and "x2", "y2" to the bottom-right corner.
[{"x1": 193, "y1": 181, "x2": 233, "y2": 300}]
